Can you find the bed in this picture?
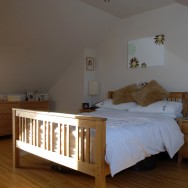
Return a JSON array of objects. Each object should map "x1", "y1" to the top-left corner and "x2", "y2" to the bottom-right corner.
[{"x1": 12, "y1": 91, "x2": 188, "y2": 188}]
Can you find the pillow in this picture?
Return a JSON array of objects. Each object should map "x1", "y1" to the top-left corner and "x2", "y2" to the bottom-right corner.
[
  {"x1": 129, "y1": 100, "x2": 183, "y2": 118},
  {"x1": 112, "y1": 84, "x2": 138, "y2": 104},
  {"x1": 131, "y1": 80, "x2": 169, "y2": 106},
  {"x1": 95, "y1": 99, "x2": 137, "y2": 110}
]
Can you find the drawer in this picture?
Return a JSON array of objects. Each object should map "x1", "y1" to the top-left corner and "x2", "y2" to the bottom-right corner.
[
  {"x1": 0, "y1": 114, "x2": 12, "y2": 136},
  {"x1": 0, "y1": 101, "x2": 49, "y2": 136},
  {"x1": 0, "y1": 103, "x2": 20, "y2": 114},
  {"x1": 20, "y1": 101, "x2": 49, "y2": 111},
  {"x1": 182, "y1": 122, "x2": 188, "y2": 134}
]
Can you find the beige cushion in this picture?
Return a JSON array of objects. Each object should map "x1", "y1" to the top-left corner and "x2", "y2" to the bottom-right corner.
[
  {"x1": 131, "y1": 80, "x2": 169, "y2": 106},
  {"x1": 113, "y1": 84, "x2": 138, "y2": 104}
]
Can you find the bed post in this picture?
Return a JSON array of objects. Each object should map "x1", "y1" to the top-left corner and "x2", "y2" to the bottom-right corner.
[
  {"x1": 95, "y1": 120, "x2": 106, "y2": 188},
  {"x1": 12, "y1": 109, "x2": 20, "y2": 168},
  {"x1": 183, "y1": 92, "x2": 188, "y2": 117}
]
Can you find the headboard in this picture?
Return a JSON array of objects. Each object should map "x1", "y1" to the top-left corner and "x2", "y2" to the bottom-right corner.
[{"x1": 108, "y1": 91, "x2": 188, "y2": 117}]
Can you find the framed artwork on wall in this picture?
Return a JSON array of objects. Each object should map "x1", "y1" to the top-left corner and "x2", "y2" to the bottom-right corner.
[
  {"x1": 39, "y1": 94, "x2": 48, "y2": 101},
  {"x1": 86, "y1": 57, "x2": 94, "y2": 71},
  {"x1": 128, "y1": 34, "x2": 165, "y2": 69},
  {"x1": 26, "y1": 91, "x2": 35, "y2": 101}
]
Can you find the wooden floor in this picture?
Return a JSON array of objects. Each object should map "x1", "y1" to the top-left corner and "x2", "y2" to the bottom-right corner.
[{"x1": 1, "y1": 136, "x2": 188, "y2": 188}]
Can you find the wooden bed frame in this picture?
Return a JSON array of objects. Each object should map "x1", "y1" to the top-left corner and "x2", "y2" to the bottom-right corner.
[{"x1": 12, "y1": 92, "x2": 188, "y2": 188}]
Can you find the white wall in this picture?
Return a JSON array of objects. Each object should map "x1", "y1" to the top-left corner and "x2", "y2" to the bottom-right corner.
[
  {"x1": 49, "y1": 53, "x2": 84, "y2": 113},
  {"x1": 49, "y1": 3, "x2": 188, "y2": 113},
  {"x1": 96, "y1": 4, "x2": 188, "y2": 100},
  {"x1": 0, "y1": 0, "x2": 119, "y2": 95},
  {"x1": 47, "y1": 1, "x2": 118, "y2": 113},
  {"x1": 84, "y1": 48, "x2": 96, "y2": 105},
  {"x1": 49, "y1": 48, "x2": 98, "y2": 113}
]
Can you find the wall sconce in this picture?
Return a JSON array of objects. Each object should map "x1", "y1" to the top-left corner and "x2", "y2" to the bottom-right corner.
[{"x1": 88, "y1": 80, "x2": 99, "y2": 107}]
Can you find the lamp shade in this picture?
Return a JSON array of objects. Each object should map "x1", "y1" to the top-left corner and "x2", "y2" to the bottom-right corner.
[{"x1": 88, "y1": 81, "x2": 99, "y2": 96}]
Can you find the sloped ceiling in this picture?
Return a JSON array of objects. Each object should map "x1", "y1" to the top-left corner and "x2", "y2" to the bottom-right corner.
[
  {"x1": 1, "y1": 0, "x2": 185, "y2": 94},
  {"x1": 0, "y1": 0, "x2": 118, "y2": 93},
  {"x1": 80, "y1": 0, "x2": 176, "y2": 18}
]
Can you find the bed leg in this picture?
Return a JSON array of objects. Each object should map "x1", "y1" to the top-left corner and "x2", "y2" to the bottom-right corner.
[
  {"x1": 13, "y1": 146, "x2": 20, "y2": 168},
  {"x1": 178, "y1": 150, "x2": 182, "y2": 163},
  {"x1": 95, "y1": 120, "x2": 106, "y2": 188},
  {"x1": 12, "y1": 109, "x2": 20, "y2": 168},
  {"x1": 95, "y1": 175, "x2": 106, "y2": 188}
]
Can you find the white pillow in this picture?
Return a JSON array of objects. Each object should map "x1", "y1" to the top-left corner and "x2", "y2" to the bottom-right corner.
[
  {"x1": 129, "y1": 100, "x2": 182, "y2": 116},
  {"x1": 95, "y1": 99, "x2": 137, "y2": 110}
]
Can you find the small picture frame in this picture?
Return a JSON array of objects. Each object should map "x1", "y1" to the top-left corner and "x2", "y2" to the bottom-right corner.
[
  {"x1": 26, "y1": 91, "x2": 35, "y2": 101},
  {"x1": 86, "y1": 57, "x2": 94, "y2": 71},
  {"x1": 39, "y1": 94, "x2": 48, "y2": 101},
  {"x1": 82, "y1": 102, "x2": 89, "y2": 109}
]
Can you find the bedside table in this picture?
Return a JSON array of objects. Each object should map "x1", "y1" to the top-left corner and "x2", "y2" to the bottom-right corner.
[
  {"x1": 80, "y1": 109, "x2": 95, "y2": 113},
  {"x1": 176, "y1": 118, "x2": 188, "y2": 163}
]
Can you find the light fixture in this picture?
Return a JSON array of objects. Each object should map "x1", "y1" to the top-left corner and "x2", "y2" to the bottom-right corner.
[
  {"x1": 88, "y1": 80, "x2": 99, "y2": 107},
  {"x1": 104, "y1": 0, "x2": 110, "y2": 2}
]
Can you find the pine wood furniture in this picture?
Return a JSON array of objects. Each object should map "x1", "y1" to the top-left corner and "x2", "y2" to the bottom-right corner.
[
  {"x1": 0, "y1": 101, "x2": 49, "y2": 136},
  {"x1": 12, "y1": 92, "x2": 188, "y2": 188},
  {"x1": 80, "y1": 108, "x2": 95, "y2": 113},
  {"x1": 176, "y1": 118, "x2": 188, "y2": 163}
]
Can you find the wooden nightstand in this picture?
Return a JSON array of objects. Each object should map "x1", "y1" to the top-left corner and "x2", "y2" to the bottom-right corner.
[
  {"x1": 80, "y1": 109, "x2": 95, "y2": 113},
  {"x1": 176, "y1": 118, "x2": 188, "y2": 163}
]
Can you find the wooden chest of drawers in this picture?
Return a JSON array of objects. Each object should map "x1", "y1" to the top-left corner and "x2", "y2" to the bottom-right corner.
[
  {"x1": 177, "y1": 118, "x2": 188, "y2": 163},
  {"x1": 0, "y1": 101, "x2": 49, "y2": 136}
]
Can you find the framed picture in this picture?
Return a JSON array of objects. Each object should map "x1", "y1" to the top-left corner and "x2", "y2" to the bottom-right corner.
[
  {"x1": 26, "y1": 91, "x2": 35, "y2": 101},
  {"x1": 128, "y1": 35, "x2": 164, "y2": 69},
  {"x1": 39, "y1": 94, "x2": 48, "y2": 101},
  {"x1": 86, "y1": 57, "x2": 94, "y2": 71}
]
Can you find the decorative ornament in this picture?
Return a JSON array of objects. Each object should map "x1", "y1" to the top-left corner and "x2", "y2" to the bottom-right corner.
[
  {"x1": 130, "y1": 57, "x2": 139, "y2": 68},
  {"x1": 154, "y1": 34, "x2": 165, "y2": 45}
]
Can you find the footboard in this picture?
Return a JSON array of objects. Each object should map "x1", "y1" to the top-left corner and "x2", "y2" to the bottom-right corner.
[{"x1": 12, "y1": 108, "x2": 109, "y2": 188}]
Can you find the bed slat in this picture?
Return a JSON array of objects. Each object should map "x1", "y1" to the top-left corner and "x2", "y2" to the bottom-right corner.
[{"x1": 86, "y1": 128, "x2": 90, "y2": 163}]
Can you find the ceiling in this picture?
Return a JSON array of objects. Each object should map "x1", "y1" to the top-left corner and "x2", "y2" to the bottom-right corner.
[{"x1": 80, "y1": 0, "x2": 188, "y2": 18}]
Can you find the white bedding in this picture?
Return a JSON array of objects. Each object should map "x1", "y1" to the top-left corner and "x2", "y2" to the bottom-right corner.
[{"x1": 82, "y1": 109, "x2": 184, "y2": 176}]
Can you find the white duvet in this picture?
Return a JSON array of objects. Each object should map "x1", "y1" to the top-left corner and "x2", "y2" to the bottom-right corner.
[{"x1": 83, "y1": 109, "x2": 184, "y2": 176}]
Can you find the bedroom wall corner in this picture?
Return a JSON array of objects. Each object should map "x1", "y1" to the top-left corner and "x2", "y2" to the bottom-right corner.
[
  {"x1": 49, "y1": 53, "x2": 84, "y2": 114},
  {"x1": 83, "y1": 48, "x2": 99, "y2": 106}
]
